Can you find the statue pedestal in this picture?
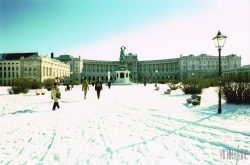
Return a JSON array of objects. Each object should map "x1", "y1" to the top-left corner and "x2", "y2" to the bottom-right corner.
[{"x1": 113, "y1": 70, "x2": 137, "y2": 86}]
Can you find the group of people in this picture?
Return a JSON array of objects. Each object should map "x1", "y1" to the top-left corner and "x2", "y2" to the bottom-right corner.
[{"x1": 51, "y1": 77, "x2": 110, "y2": 110}]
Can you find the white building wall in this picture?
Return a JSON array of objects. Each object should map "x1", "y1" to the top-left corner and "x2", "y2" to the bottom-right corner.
[{"x1": 0, "y1": 60, "x2": 20, "y2": 86}]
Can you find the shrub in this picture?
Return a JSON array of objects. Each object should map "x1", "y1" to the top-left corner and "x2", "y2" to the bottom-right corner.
[
  {"x1": 181, "y1": 78, "x2": 204, "y2": 94},
  {"x1": 43, "y1": 78, "x2": 55, "y2": 91},
  {"x1": 63, "y1": 82, "x2": 70, "y2": 86},
  {"x1": 221, "y1": 74, "x2": 250, "y2": 104},
  {"x1": 157, "y1": 80, "x2": 166, "y2": 84},
  {"x1": 201, "y1": 79, "x2": 210, "y2": 88},
  {"x1": 10, "y1": 78, "x2": 31, "y2": 94},
  {"x1": 30, "y1": 81, "x2": 43, "y2": 89},
  {"x1": 73, "y1": 81, "x2": 80, "y2": 85},
  {"x1": 168, "y1": 80, "x2": 179, "y2": 90},
  {"x1": 208, "y1": 78, "x2": 218, "y2": 87},
  {"x1": 202, "y1": 78, "x2": 218, "y2": 88}
]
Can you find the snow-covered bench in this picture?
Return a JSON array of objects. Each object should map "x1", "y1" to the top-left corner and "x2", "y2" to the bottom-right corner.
[
  {"x1": 7, "y1": 88, "x2": 14, "y2": 94},
  {"x1": 41, "y1": 89, "x2": 45, "y2": 95},
  {"x1": 186, "y1": 94, "x2": 201, "y2": 105},
  {"x1": 164, "y1": 89, "x2": 171, "y2": 94},
  {"x1": 36, "y1": 89, "x2": 41, "y2": 95}
]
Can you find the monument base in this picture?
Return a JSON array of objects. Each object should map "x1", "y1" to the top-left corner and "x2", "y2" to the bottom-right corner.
[
  {"x1": 111, "y1": 82, "x2": 137, "y2": 86},
  {"x1": 112, "y1": 70, "x2": 137, "y2": 86}
]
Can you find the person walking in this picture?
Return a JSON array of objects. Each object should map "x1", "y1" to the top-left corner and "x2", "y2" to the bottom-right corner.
[
  {"x1": 108, "y1": 81, "x2": 111, "y2": 89},
  {"x1": 95, "y1": 77, "x2": 103, "y2": 99},
  {"x1": 51, "y1": 82, "x2": 61, "y2": 110},
  {"x1": 82, "y1": 78, "x2": 89, "y2": 99}
]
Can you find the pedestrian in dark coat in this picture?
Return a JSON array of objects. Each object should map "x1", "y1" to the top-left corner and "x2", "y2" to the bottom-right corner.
[
  {"x1": 95, "y1": 78, "x2": 103, "y2": 99},
  {"x1": 108, "y1": 81, "x2": 111, "y2": 89},
  {"x1": 51, "y1": 82, "x2": 61, "y2": 110}
]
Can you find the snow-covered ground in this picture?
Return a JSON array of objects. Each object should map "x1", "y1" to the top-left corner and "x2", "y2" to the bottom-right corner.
[{"x1": 0, "y1": 84, "x2": 249, "y2": 165}]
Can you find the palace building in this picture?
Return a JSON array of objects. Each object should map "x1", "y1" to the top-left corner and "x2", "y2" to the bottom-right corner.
[
  {"x1": 56, "y1": 52, "x2": 241, "y2": 83},
  {"x1": 0, "y1": 49, "x2": 243, "y2": 86}
]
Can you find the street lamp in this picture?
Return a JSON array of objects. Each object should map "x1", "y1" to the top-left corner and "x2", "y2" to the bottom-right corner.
[
  {"x1": 192, "y1": 73, "x2": 194, "y2": 79},
  {"x1": 70, "y1": 71, "x2": 73, "y2": 87},
  {"x1": 212, "y1": 30, "x2": 227, "y2": 114},
  {"x1": 155, "y1": 70, "x2": 158, "y2": 87}
]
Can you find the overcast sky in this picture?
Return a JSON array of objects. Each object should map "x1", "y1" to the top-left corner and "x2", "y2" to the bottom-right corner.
[{"x1": 1, "y1": 0, "x2": 249, "y2": 65}]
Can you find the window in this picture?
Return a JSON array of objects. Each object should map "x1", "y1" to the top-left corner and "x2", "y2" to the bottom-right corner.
[
  {"x1": 43, "y1": 67, "x2": 45, "y2": 76},
  {"x1": 33, "y1": 68, "x2": 36, "y2": 77},
  {"x1": 29, "y1": 68, "x2": 32, "y2": 77}
]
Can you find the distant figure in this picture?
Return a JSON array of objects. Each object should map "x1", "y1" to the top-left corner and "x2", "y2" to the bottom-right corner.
[
  {"x1": 66, "y1": 84, "x2": 71, "y2": 91},
  {"x1": 51, "y1": 82, "x2": 61, "y2": 110},
  {"x1": 82, "y1": 78, "x2": 90, "y2": 99},
  {"x1": 95, "y1": 77, "x2": 103, "y2": 99},
  {"x1": 108, "y1": 81, "x2": 111, "y2": 89}
]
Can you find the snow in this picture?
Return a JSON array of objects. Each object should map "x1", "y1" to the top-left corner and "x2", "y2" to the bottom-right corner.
[{"x1": 0, "y1": 84, "x2": 249, "y2": 165}]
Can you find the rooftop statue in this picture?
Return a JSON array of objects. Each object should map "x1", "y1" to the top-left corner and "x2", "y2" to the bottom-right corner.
[{"x1": 119, "y1": 45, "x2": 126, "y2": 61}]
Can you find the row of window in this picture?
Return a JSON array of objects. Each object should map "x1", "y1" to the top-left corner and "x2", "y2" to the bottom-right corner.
[
  {"x1": 0, "y1": 63, "x2": 19, "y2": 65},
  {"x1": 0, "y1": 67, "x2": 19, "y2": 71},
  {"x1": 83, "y1": 69, "x2": 115, "y2": 72},
  {"x1": 25, "y1": 73, "x2": 37, "y2": 77},
  {"x1": 140, "y1": 68, "x2": 178, "y2": 72},
  {"x1": 182, "y1": 66, "x2": 229, "y2": 70},
  {"x1": 0, "y1": 72, "x2": 19, "y2": 77},
  {"x1": 182, "y1": 61, "x2": 239, "y2": 64}
]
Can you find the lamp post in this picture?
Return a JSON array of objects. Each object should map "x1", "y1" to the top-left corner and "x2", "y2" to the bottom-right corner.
[
  {"x1": 155, "y1": 70, "x2": 158, "y2": 87},
  {"x1": 192, "y1": 73, "x2": 194, "y2": 79},
  {"x1": 70, "y1": 71, "x2": 73, "y2": 87},
  {"x1": 212, "y1": 30, "x2": 227, "y2": 114}
]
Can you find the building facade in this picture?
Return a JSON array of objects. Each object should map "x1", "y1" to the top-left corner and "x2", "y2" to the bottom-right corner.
[
  {"x1": 0, "y1": 51, "x2": 243, "y2": 86},
  {"x1": 0, "y1": 52, "x2": 70, "y2": 86},
  {"x1": 223, "y1": 64, "x2": 250, "y2": 80},
  {"x1": 179, "y1": 54, "x2": 242, "y2": 80},
  {"x1": 55, "y1": 52, "x2": 242, "y2": 83}
]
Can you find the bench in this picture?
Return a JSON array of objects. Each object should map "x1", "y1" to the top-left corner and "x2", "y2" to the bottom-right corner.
[
  {"x1": 41, "y1": 89, "x2": 45, "y2": 95},
  {"x1": 7, "y1": 88, "x2": 14, "y2": 94},
  {"x1": 36, "y1": 89, "x2": 41, "y2": 95},
  {"x1": 186, "y1": 94, "x2": 201, "y2": 105},
  {"x1": 164, "y1": 89, "x2": 171, "y2": 94}
]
